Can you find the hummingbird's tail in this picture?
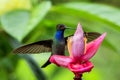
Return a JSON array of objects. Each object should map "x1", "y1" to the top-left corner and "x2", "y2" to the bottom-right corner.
[{"x1": 41, "y1": 60, "x2": 51, "y2": 68}]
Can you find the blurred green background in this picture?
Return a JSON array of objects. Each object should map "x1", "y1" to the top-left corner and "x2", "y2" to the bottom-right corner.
[{"x1": 0, "y1": 0, "x2": 120, "y2": 80}]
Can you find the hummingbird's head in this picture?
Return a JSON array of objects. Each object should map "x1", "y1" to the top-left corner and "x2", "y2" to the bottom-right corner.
[{"x1": 56, "y1": 24, "x2": 67, "y2": 31}]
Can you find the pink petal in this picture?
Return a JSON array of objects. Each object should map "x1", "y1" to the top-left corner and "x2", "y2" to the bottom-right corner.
[
  {"x1": 81, "y1": 32, "x2": 106, "y2": 61},
  {"x1": 72, "y1": 23, "x2": 85, "y2": 59},
  {"x1": 68, "y1": 61, "x2": 94, "y2": 74},
  {"x1": 50, "y1": 55, "x2": 72, "y2": 67}
]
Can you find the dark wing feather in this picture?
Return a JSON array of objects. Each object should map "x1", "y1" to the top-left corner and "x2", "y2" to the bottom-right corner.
[
  {"x1": 84, "y1": 32, "x2": 101, "y2": 43},
  {"x1": 13, "y1": 39, "x2": 53, "y2": 54}
]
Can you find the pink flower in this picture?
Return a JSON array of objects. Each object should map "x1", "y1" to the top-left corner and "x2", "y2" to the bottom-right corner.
[{"x1": 50, "y1": 23, "x2": 106, "y2": 76}]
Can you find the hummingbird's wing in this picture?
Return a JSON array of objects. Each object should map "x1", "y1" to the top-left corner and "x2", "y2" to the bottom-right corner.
[
  {"x1": 64, "y1": 32, "x2": 101, "y2": 45},
  {"x1": 84, "y1": 32, "x2": 101, "y2": 43},
  {"x1": 13, "y1": 39, "x2": 53, "y2": 53}
]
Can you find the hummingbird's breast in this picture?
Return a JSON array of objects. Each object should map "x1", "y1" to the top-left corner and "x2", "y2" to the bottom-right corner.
[{"x1": 52, "y1": 39, "x2": 65, "y2": 55}]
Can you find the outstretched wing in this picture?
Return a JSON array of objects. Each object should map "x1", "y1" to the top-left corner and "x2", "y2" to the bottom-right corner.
[
  {"x1": 13, "y1": 32, "x2": 101, "y2": 53},
  {"x1": 64, "y1": 32, "x2": 101, "y2": 44},
  {"x1": 84, "y1": 32, "x2": 101, "y2": 43},
  {"x1": 13, "y1": 39, "x2": 53, "y2": 54}
]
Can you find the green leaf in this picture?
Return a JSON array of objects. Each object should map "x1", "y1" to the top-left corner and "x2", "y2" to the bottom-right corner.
[
  {"x1": 25, "y1": 1, "x2": 51, "y2": 39},
  {"x1": 0, "y1": 18, "x2": 2, "y2": 28},
  {"x1": 0, "y1": 33, "x2": 12, "y2": 58},
  {"x1": 22, "y1": 55, "x2": 47, "y2": 80},
  {"x1": 1, "y1": 10, "x2": 30, "y2": 42},
  {"x1": 1, "y1": 1, "x2": 51, "y2": 42},
  {"x1": 0, "y1": 69, "x2": 8, "y2": 80},
  {"x1": 63, "y1": 2, "x2": 120, "y2": 32},
  {"x1": 15, "y1": 59, "x2": 37, "y2": 80}
]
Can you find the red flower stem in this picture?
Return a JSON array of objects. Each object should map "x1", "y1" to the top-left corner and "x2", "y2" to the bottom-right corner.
[{"x1": 74, "y1": 74, "x2": 82, "y2": 80}]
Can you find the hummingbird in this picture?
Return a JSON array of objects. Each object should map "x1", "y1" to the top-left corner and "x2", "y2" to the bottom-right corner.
[{"x1": 13, "y1": 24, "x2": 101, "y2": 67}]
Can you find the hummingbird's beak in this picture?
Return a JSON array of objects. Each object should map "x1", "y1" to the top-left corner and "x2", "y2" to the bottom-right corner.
[{"x1": 65, "y1": 27, "x2": 76, "y2": 30}]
